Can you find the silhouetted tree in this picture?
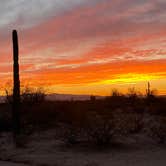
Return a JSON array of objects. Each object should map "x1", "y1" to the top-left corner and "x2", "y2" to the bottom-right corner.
[{"x1": 12, "y1": 30, "x2": 21, "y2": 139}]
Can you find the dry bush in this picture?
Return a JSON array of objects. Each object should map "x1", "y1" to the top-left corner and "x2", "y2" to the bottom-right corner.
[
  {"x1": 148, "y1": 116, "x2": 166, "y2": 144},
  {"x1": 84, "y1": 111, "x2": 118, "y2": 146},
  {"x1": 21, "y1": 87, "x2": 45, "y2": 104},
  {"x1": 5, "y1": 86, "x2": 45, "y2": 105},
  {"x1": 63, "y1": 125, "x2": 82, "y2": 145},
  {"x1": 63, "y1": 109, "x2": 145, "y2": 147},
  {"x1": 60, "y1": 107, "x2": 89, "y2": 145},
  {"x1": 121, "y1": 113, "x2": 144, "y2": 134},
  {"x1": 59, "y1": 109, "x2": 117, "y2": 146},
  {"x1": 127, "y1": 88, "x2": 138, "y2": 103}
]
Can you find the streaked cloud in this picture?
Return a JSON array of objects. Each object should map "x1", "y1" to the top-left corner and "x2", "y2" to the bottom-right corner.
[{"x1": 0, "y1": 0, "x2": 165, "y2": 95}]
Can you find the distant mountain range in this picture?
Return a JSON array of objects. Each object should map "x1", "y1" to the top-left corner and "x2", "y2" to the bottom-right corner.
[
  {"x1": 0, "y1": 94, "x2": 165, "y2": 103},
  {"x1": 46, "y1": 93, "x2": 104, "y2": 101},
  {"x1": 0, "y1": 94, "x2": 104, "y2": 103}
]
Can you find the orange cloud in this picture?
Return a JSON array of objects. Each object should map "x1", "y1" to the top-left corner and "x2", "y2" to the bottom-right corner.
[{"x1": 0, "y1": 0, "x2": 166, "y2": 95}]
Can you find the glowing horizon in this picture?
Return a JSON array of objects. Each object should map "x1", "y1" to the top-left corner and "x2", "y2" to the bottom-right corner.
[{"x1": 0, "y1": 0, "x2": 166, "y2": 96}]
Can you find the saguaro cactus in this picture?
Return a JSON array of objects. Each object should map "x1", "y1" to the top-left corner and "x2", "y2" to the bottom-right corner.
[
  {"x1": 12, "y1": 30, "x2": 21, "y2": 137},
  {"x1": 147, "y1": 82, "x2": 151, "y2": 97}
]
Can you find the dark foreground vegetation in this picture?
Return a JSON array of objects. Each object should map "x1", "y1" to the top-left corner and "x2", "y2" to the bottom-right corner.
[{"x1": 0, "y1": 88, "x2": 166, "y2": 148}]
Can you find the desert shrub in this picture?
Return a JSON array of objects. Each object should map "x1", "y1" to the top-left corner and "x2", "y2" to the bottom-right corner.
[
  {"x1": 105, "y1": 90, "x2": 126, "y2": 109},
  {"x1": 60, "y1": 108, "x2": 136, "y2": 146},
  {"x1": 59, "y1": 105, "x2": 89, "y2": 144},
  {"x1": 123, "y1": 113, "x2": 144, "y2": 134},
  {"x1": 146, "y1": 89, "x2": 157, "y2": 103},
  {"x1": 82, "y1": 109, "x2": 144, "y2": 146},
  {"x1": 127, "y1": 87, "x2": 139, "y2": 106},
  {"x1": 130, "y1": 114, "x2": 144, "y2": 133},
  {"x1": 84, "y1": 111, "x2": 117, "y2": 146},
  {"x1": 146, "y1": 97, "x2": 166, "y2": 115},
  {"x1": 148, "y1": 116, "x2": 166, "y2": 144},
  {"x1": 63, "y1": 125, "x2": 81, "y2": 145},
  {"x1": 5, "y1": 88, "x2": 13, "y2": 104},
  {"x1": 5, "y1": 87, "x2": 45, "y2": 105},
  {"x1": 21, "y1": 102, "x2": 58, "y2": 130},
  {"x1": 108, "y1": 109, "x2": 145, "y2": 136},
  {"x1": 21, "y1": 87, "x2": 45, "y2": 104},
  {"x1": 111, "y1": 89, "x2": 121, "y2": 97}
]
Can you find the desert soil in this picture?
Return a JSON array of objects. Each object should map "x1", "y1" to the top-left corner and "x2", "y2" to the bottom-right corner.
[{"x1": 0, "y1": 130, "x2": 166, "y2": 166}]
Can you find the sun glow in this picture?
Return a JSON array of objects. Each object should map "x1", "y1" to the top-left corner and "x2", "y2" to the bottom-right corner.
[
  {"x1": 0, "y1": 0, "x2": 166, "y2": 96},
  {"x1": 101, "y1": 73, "x2": 164, "y2": 84}
]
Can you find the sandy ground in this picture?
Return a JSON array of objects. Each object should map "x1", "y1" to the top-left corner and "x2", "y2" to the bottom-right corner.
[
  {"x1": 0, "y1": 161, "x2": 28, "y2": 166},
  {"x1": 0, "y1": 130, "x2": 166, "y2": 166}
]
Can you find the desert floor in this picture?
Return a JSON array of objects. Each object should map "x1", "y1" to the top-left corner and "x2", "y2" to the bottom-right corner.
[{"x1": 0, "y1": 130, "x2": 166, "y2": 166}]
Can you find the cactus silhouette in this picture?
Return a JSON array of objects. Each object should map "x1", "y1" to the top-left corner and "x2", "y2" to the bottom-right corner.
[
  {"x1": 12, "y1": 30, "x2": 21, "y2": 137},
  {"x1": 147, "y1": 82, "x2": 150, "y2": 97}
]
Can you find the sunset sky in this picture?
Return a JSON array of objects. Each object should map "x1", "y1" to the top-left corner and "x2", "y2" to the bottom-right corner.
[{"x1": 0, "y1": 0, "x2": 166, "y2": 95}]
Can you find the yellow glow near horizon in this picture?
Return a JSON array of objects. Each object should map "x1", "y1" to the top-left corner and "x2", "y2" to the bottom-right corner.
[
  {"x1": 44, "y1": 74, "x2": 166, "y2": 96},
  {"x1": 100, "y1": 73, "x2": 163, "y2": 85},
  {"x1": 0, "y1": 0, "x2": 166, "y2": 97}
]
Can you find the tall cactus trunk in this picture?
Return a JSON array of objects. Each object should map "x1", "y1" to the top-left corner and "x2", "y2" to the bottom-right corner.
[
  {"x1": 147, "y1": 82, "x2": 150, "y2": 97},
  {"x1": 12, "y1": 30, "x2": 21, "y2": 138}
]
